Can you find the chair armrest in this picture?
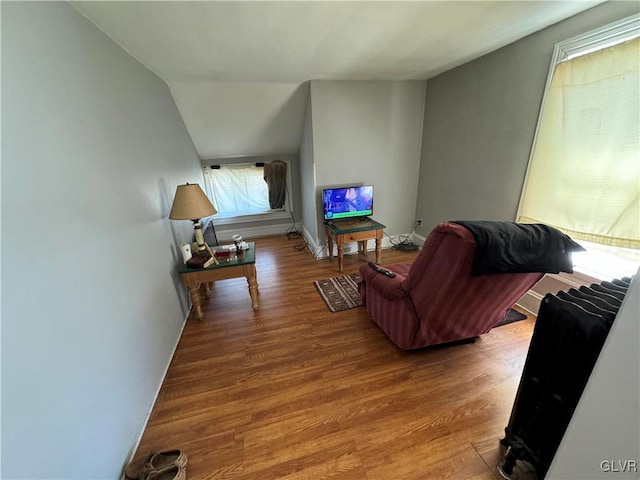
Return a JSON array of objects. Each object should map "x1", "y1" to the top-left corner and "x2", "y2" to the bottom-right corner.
[{"x1": 359, "y1": 264, "x2": 409, "y2": 300}]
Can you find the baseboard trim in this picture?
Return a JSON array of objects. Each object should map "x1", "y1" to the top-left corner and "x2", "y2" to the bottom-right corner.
[
  {"x1": 516, "y1": 270, "x2": 600, "y2": 316},
  {"x1": 123, "y1": 310, "x2": 189, "y2": 476},
  {"x1": 301, "y1": 225, "x2": 324, "y2": 258},
  {"x1": 517, "y1": 290, "x2": 546, "y2": 316}
]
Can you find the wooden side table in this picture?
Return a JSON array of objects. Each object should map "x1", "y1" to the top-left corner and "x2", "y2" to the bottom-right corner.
[
  {"x1": 177, "y1": 242, "x2": 259, "y2": 319},
  {"x1": 325, "y1": 218, "x2": 386, "y2": 272}
]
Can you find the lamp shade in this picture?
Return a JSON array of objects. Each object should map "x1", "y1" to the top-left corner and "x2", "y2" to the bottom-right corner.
[{"x1": 169, "y1": 183, "x2": 217, "y2": 220}]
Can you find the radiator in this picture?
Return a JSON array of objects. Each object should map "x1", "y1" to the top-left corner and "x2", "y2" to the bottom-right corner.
[{"x1": 497, "y1": 276, "x2": 632, "y2": 479}]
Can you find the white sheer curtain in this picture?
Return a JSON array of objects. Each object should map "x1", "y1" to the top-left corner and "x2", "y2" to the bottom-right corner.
[
  {"x1": 518, "y1": 37, "x2": 639, "y2": 250},
  {"x1": 203, "y1": 164, "x2": 270, "y2": 218}
]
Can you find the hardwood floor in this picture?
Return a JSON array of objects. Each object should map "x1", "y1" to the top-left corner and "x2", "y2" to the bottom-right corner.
[{"x1": 134, "y1": 234, "x2": 535, "y2": 479}]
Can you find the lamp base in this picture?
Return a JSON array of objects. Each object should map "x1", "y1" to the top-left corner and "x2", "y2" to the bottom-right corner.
[{"x1": 193, "y1": 220, "x2": 207, "y2": 251}]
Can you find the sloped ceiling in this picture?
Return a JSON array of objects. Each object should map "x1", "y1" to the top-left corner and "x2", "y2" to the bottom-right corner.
[{"x1": 72, "y1": 1, "x2": 603, "y2": 159}]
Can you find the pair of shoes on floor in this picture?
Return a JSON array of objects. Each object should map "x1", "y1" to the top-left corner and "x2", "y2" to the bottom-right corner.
[
  {"x1": 125, "y1": 449, "x2": 188, "y2": 480},
  {"x1": 141, "y1": 464, "x2": 186, "y2": 480}
]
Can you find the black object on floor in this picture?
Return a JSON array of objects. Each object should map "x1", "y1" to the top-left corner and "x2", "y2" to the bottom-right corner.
[{"x1": 494, "y1": 309, "x2": 528, "y2": 327}]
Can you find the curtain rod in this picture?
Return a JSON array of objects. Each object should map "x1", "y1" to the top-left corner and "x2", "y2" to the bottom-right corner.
[{"x1": 209, "y1": 163, "x2": 266, "y2": 169}]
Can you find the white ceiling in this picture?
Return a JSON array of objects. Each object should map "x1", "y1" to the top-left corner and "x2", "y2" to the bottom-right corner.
[{"x1": 72, "y1": 1, "x2": 603, "y2": 158}]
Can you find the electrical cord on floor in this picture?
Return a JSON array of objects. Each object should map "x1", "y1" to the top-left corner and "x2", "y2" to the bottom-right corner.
[
  {"x1": 293, "y1": 238, "x2": 310, "y2": 253},
  {"x1": 287, "y1": 234, "x2": 315, "y2": 256},
  {"x1": 291, "y1": 220, "x2": 423, "y2": 257},
  {"x1": 285, "y1": 217, "x2": 326, "y2": 259},
  {"x1": 285, "y1": 213, "x2": 305, "y2": 244},
  {"x1": 286, "y1": 226, "x2": 303, "y2": 240},
  {"x1": 286, "y1": 213, "x2": 303, "y2": 240},
  {"x1": 293, "y1": 237, "x2": 327, "y2": 259},
  {"x1": 387, "y1": 221, "x2": 421, "y2": 252}
]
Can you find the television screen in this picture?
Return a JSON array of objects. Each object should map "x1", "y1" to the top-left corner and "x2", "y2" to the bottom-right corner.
[{"x1": 322, "y1": 185, "x2": 374, "y2": 220}]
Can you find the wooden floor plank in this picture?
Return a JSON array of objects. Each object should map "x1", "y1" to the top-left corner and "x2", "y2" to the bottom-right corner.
[{"x1": 133, "y1": 235, "x2": 534, "y2": 479}]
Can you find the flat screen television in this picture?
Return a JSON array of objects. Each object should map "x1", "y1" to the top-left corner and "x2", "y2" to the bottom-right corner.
[{"x1": 322, "y1": 185, "x2": 374, "y2": 221}]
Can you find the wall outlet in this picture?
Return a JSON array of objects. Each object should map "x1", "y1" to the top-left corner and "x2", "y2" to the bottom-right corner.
[{"x1": 416, "y1": 220, "x2": 423, "y2": 227}]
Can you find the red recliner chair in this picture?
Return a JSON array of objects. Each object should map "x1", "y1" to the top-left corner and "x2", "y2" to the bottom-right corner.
[{"x1": 358, "y1": 221, "x2": 544, "y2": 350}]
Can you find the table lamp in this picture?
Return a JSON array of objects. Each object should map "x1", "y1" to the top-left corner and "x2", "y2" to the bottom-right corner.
[{"x1": 169, "y1": 183, "x2": 217, "y2": 251}]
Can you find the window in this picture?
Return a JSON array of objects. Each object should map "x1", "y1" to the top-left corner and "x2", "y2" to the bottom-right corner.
[
  {"x1": 203, "y1": 160, "x2": 291, "y2": 224},
  {"x1": 517, "y1": 14, "x2": 640, "y2": 278}
]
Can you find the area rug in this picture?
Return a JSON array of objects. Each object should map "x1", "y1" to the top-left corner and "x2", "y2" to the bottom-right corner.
[
  {"x1": 314, "y1": 273, "x2": 530, "y2": 326},
  {"x1": 313, "y1": 273, "x2": 363, "y2": 312}
]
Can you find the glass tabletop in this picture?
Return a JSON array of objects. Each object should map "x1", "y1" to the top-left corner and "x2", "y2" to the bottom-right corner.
[
  {"x1": 325, "y1": 218, "x2": 386, "y2": 234},
  {"x1": 177, "y1": 241, "x2": 255, "y2": 273}
]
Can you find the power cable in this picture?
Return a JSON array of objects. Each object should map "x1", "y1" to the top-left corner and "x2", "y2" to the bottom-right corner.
[{"x1": 387, "y1": 221, "x2": 421, "y2": 252}]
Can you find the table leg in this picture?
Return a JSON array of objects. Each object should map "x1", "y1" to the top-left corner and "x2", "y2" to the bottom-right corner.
[
  {"x1": 203, "y1": 282, "x2": 211, "y2": 297},
  {"x1": 244, "y1": 264, "x2": 260, "y2": 311},
  {"x1": 327, "y1": 231, "x2": 334, "y2": 261},
  {"x1": 375, "y1": 236, "x2": 382, "y2": 264},
  {"x1": 188, "y1": 284, "x2": 203, "y2": 319},
  {"x1": 360, "y1": 239, "x2": 368, "y2": 255},
  {"x1": 337, "y1": 243, "x2": 344, "y2": 272}
]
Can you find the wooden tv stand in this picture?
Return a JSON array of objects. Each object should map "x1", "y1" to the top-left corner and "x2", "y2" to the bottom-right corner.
[{"x1": 325, "y1": 218, "x2": 386, "y2": 272}]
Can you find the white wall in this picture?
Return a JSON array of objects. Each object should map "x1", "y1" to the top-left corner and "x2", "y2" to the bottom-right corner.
[
  {"x1": 1, "y1": 3, "x2": 203, "y2": 478},
  {"x1": 309, "y1": 80, "x2": 425, "y2": 244},
  {"x1": 299, "y1": 96, "x2": 318, "y2": 244},
  {"x1": 170, "y1": 81, "x2": 309, "y2": 158},
  {"x1": 547, "y1": 272, "x2": 639, "y2": 479}
]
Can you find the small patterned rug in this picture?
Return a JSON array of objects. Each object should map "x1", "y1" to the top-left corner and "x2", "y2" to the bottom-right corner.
[{"x1": 313, "y1": 273, "x2": 363, "y2": 312}]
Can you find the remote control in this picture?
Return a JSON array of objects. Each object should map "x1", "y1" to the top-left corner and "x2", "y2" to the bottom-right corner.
[{"x1": 368, "y1": 262, "x2": 396, "y2": 278}]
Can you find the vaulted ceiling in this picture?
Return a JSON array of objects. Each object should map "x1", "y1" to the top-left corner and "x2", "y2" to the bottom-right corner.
[{"x1": 72, "y1": 1, "x2": 603, "y2": 159}]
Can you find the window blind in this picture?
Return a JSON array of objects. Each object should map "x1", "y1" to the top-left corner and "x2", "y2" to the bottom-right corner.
[
  {"x1": 518, "y1": 37, "x2": 639, "y2": 249},
  {"x1": 204, "y1": 164, "x2": 270, "y2": 218}
]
